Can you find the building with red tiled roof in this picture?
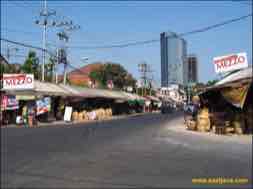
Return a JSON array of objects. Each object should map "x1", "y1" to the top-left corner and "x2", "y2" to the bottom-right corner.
[{"x1": 59, "y1": 63, "x2": 103, "y2": 87}]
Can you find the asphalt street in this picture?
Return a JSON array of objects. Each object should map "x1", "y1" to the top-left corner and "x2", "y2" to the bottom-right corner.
[{"x1": 1, "y1": 112, "x2": 252, "y2": 188}]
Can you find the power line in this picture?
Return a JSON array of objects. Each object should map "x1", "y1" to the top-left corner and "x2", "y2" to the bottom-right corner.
[
  {"x1": 2, "y1": 13, "x2": 251, "y2": 53},
  {"x1": 48, "y1": 13, "x2": 252, "y2": 50},
  {"x1": 1, "y1": 38, "x2": 45, "y2": 51},
  {"x1": 3, "y1": 13, "x2": 251, "y2": 51},
  {"x1": 179, "y1": 13, "x2": 252, "y2": 36},
  {"x1": 1, "y1": 28, "x2": 39, "y2": 36},
  {"x1": 1, "y1": 54, "x2": 28, "y2": 58},
  {"x1": 66, "y1": 63, "x2": 90, "y2": 76},
  {"x1": 0, "y1": 38, "x2": 55, "y2": 57}
]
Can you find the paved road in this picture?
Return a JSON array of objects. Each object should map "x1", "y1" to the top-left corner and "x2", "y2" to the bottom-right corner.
[{"x1": 1, "y1": 112, "x2": 252, "y2": 188}]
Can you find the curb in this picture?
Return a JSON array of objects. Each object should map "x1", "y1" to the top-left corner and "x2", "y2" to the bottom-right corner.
[{"x1": 1, "y1": 112, "x2": 160, "y2": 129}]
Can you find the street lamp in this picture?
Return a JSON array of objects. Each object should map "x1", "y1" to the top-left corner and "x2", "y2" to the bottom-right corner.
[{"x1": 81, "y1": 57, "x2": 89, "y2": 64}]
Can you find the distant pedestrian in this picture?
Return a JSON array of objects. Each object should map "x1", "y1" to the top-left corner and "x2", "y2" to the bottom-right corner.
[{"x1": 22, "y1": 105, "x2": 28, "y2": 127}]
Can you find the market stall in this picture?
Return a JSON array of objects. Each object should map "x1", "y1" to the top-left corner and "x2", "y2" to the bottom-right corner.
[
  {"x1": 192, "y1": 67, "x2": 252, "y2": 135},
  {"x1": 1, "y1": 74, "x2": 147, "y2": 125}
]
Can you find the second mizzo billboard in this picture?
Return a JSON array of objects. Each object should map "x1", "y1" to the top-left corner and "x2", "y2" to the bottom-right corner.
[{"x1": 213, "y1": 52, "x2": 248, "y2": 74}]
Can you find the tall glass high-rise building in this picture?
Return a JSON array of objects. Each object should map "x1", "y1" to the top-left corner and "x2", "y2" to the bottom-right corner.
[{"x1": 160, "y1": 32, "x2": 188, "y2": 87}]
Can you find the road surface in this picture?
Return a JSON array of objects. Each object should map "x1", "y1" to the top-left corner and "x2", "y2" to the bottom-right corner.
[{"x1": 1, "y1": 112, "x2": 252, "y2": 188}]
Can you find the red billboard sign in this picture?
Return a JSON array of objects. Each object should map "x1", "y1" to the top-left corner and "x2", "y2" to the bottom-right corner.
[
  {"x1": 3, "y1": 74, "x2": 34, "y2": 90},
  {"x1": 213, "y1": 52, "x2": 248, "y2": 73}
]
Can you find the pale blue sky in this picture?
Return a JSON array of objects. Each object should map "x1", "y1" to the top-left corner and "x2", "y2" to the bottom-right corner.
[{"x1": 1, "y1": 1, "x2": 252, "y2": 85}]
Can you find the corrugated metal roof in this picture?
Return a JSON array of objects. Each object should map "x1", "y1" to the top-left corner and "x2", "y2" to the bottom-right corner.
[
  {"x1": 121, "y1": 92, "x2": 137, "y2": 100},
  {"x1": 2, "y1": 81, "x2": 69, "y2": 96},
  {"x1": 146, "y1": 95, "x2": 161, "y2": 102},
  {"x1": 58, "y1": 84, "x2": 132, "y2": 100},
  {"x1": 34, "y1": 81, "x2": 69, "y2": 96},
  {"x1": 2, "y1": 80, "x2": 145, "y2": 101}
]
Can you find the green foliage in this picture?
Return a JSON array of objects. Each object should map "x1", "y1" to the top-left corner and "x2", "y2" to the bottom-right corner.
[
  {"x1": 206, "y1": 79, "x2": 218, "y2": 86},
  {"x1": 0, "y1": 63, "x2": 20, "y2": 75},
  {"x1": 0, "y1": 64, "x2": 10, "y2": 75},
  {"x1": 89, "y1": 69, "x2": 105, "y2": 86},
  {"x1": 89, "y1": 62, "x2": 136, "y2": 89},
  {"x1": 45, "y1": 56, "x2": 55, "y2": 82},
  {"x1": 21, "y1": 51, "x2": 40, "y2": 80},
  {"x1": 135, "y1": 87, "x2": 155, "y2": 96}
]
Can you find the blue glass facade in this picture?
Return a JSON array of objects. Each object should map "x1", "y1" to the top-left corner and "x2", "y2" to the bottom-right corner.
[{"x1": 160, "y1": 32, "x2": 188, "y2": 87}]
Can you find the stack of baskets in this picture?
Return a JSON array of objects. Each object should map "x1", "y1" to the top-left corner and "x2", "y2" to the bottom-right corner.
[
  {"x1": 232, "y1": 113, "x2": 245, "y2": 135},
  {"x1": 187, "y1": 120, "x2": 197, "y2": 130},
  {"x1": 78, "y1": 112, "x2": 84, "y2": 121},
  {"x1": 224, "y1": 121, "x2": 234, "y2": 134},
  {"x1": 95, "y1": 108, "x2": 105, "y2": 120},
  {"x1": 82, "y1": 111, "x2": 89, "y2": 120},
  {"x1": 72, "y1": 111, "x2": 79, "y2": 121},
  {"x1": 211, "y1": 112, "x2": 226, "y2": 135},
  {"x1": 71, "y1": 108, "x2": 113, "y2": 122},
  {"x1": 197, "y1": 107, "x2": 210, "y2": 132}
]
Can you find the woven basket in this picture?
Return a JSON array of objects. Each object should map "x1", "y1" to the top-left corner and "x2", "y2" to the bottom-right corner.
[
  {"x1": 187, "y1": 120, "x2": 196, "y2": 130},
  {"x1": 197, "y1": 117, "x2": 210, "y2": 131},
  {"x1": 197, "y1": 125, "x2": 206, "y2": 132},
  {"x1": 72, "y1": 111, "x2": 78, "y2": 121},
  {"x1": 78, "y1": 112, "x2": 83, "y2": 121},
  {"x1": 225, "y1": 127, "x2": 234, "y2": 134},
  {"x1": 233, "y1": 120, "x2": 245, "y2": 134},
  {"x1": 211, "y1": 125, "x2": 216, "y2": 133},
  {"x1": 198, "y1": 107, "x2": 209, "y2": 118}
]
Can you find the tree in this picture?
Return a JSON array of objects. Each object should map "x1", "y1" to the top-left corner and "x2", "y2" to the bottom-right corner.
[
  {"x1": 206, "y1": 79, "x2": 218, "y2": 86},
  {"x1": 45, "y1": 56, "x2": 56, "y2": 82},
  {"x1": 89, "y1": 62, "x2": 136, "y2": 89},
  {"x1": 0, "y1": 64, "x2": 11, "y2": 75},
  {"x1": 0, "y1": 63, "x2": 21, "y2": 75},
  {"x1": 21, "y1": 51, "x2": 40, "y2": 80}
]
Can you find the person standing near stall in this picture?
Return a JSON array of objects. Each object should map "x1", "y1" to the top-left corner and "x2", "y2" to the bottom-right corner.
[{"x1": 22, "y1": 105, "x2": 28, "y2": 127}]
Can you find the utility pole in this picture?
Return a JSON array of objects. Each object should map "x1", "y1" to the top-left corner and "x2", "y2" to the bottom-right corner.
[
  {"x1": 55, "y1": 49, "x2": 59, "y2": 84},
  {"x1": 149, "y1": 74, "x2": 154, "y2": 96},
  {"x1": 35, "y1": 0, "x2": 56, "y2": 82},
  {"x1": 138, "y1": 63, "x2": 147, "y2": 96},
  {"x1": 57, "y1": 22, "x2": 80, "y2": 85},
  {"x1": 138, "y1": 62, "x2": 153, "y2": 96},
  {"x1": 63, "y1": 60, "x2": 67, "y2": 85}
]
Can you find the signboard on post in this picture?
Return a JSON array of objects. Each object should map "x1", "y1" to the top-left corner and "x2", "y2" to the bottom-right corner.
[
  {"x1": 36, "y1": 97, "x2": 51, "y2": 115},
  {"x1": 1, "y1": 95, "x2": 19, "y2": 110},
  {"x1": 64, "y1": 106, "x2": 73, "y2": 122},
  {"x1": 2, "y1": 74, "x2": 34, "y2": 90},
  {"x1": 213, "y1": 52, "x2": 248, "y2": 74}
]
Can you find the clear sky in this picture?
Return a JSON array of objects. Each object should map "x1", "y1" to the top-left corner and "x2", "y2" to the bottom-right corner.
[{"x1": 1, "y1": 1, "x2": 252, "y2": 85}]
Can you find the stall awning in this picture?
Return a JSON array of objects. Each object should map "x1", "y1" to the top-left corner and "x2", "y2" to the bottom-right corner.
[
  {"x1": 58, "y1": 84, "x2": 136, "y2": 101},
  {"x1": 34, "y1": 81, "x2": 70, "y2": 96},
  {"x1": 146, "y1": 95, "x2": 161, "y2": 102},
  {"x1": 2, "y1": 81, "x2": 70, "y2": 97},
  {"x1": 207, "y1": 67, "x2": 252, "y2": 90},
  {"x1": 2, "y1": 80, "x2": 147, "y2": 101},
  {"x1": 199, "y1": 67, "x2": 252, "y2": 109}
]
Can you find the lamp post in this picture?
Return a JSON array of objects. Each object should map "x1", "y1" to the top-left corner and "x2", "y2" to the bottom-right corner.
[{"x1": 81, "y1": 57, "x2": 89, "y2": 64}]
